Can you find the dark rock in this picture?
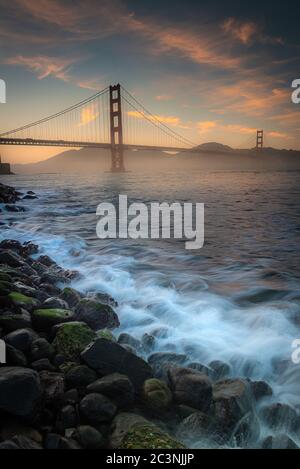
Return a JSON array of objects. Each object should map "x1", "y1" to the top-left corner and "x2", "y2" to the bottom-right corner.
[
  {"x1": 262, "y1": 434, "x2": 299, "y2": 449},
  {"x1": 81, "y1": 338, "x2": 153, "y2": 390},
  {"x1": 59, "y1": 437, "x2": 82, "y2": 450},
  {"x1": 44, "y1": 433, "x2": 62, "y2": 450},
  {"x1": 30, "y1": 338, "x2": 54, "y2": 362},
  {"x1": 39, "y1": 371, "x2": 65, "y2": 408},
  {"x1": 208, "y1": 360, "x2": 231, "y2": 381},
  {"x1": 5, "y1": 205, "x2": 25, "y2": 212},
  {"x1": 65, "y1": 365, "x2": 97, "y2": 389},
  {"x1": 141, "y1": 333, "x2": 156, "y2": 353},
  {"x1": 250, "y1": 380, "x2": 273, "y2": 401},
  {"x1": 79, "y1": 393, "x2": 117, "y2": 424},
  {"x1": 8, "y1": 291, "x2": 40, "y2": 312},
  {"x1": 41, "y1": 297, "x2": 69, "y2": 310},
  {"x1": 0, "y1": 250, "x2": 24, "y2": 268},
  {"x1": 177, "y1": 411, "x2": 216, "y2": 444},
  {"x1": 187, "y1": 362, "x2": 211, "y2": 376},
  {"x1": 10, "y1": 435, "x2": 42, "y2": 449},
  {"x1": 59, "y1": 405, "x2": 78, "y2": 430},
  {"x1": 261, "y1": 403, "x2": 298, "y2": 432},
  {"x1": 59, "y1": 287, "x2": 82, "y2": 308},
  {"x1": 74, "y1": 425, "x2": 104, "y2": 449},
  {"x1": 75, "y1": 299, "x2": 120, "y2": 331},
  {"x1": 0, "y1": 310, "x2": 32, "y2": 332},
  {"x1": 118, "y1": 333, "x2": 142, "y2": 351},
  {"x1": 0, "y1": 367, "x2": 42, "y2": 418},
  {"x1": 4, "y1": 328, "x2": 39, "y2": 352},
  {"x1": 63, "y1": 389, "x2": 80, "y2": 406},
  {"x1": 0, "y1": 440, "x2": 20, "y2": 449},
  {"x1": 168, "y1": 367, "x2": 212, "y2": 412},
  {"x1": 148, "y1": 352, "x2": 187, "y2": 379},
  {"x1": 86, "y1": 291, "x2": 118, "y2": 307},
  {"x1": 87, "y1": 373, "x2": 135, "y2": 408},
  {"x1": 31, "y1": 358, "x2": 56, "y2": 372},
  {"x1": 52, "y1": 322, "x2": 97, "y2": 361},
  {"x1": 6, "y1": 344, "x2": 28, "y2": 367},
  {"x1": 39, "y1": 283, "x2": 61, "y2": 297}
]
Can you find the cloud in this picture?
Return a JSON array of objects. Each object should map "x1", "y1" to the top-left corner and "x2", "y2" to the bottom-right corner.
[
  {"x1": 79, "y1": 104, "x2": 99, "y2": 126},
  {"x1": 155, "y1": 94, "x2": 173, "y2": 101},
  {"x1": 222, "y1": 17, "x2": 283, "y2": 45},
  {"x1": 197, "y1": 121, "x2": 218, "y2": 134},
  {"x1": 4, "y1": 55, "x2": 76, "y2": 81},
  {"x1": 127, "y1": 110, "x2": 190, "y2": 129}
]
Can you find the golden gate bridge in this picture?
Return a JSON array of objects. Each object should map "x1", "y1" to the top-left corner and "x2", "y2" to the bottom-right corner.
[{"x1": 0, "y1": 84, "x2": 264, "y2": 172}]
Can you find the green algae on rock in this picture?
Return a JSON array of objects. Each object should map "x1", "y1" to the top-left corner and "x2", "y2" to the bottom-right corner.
[
  {"x1": 121, "y1": 424, "x2": 185, "y2": 450},
  {"x1": 53, "y1": 322, "x2": 97, "y2": 361},
  {"x1": 32, "y1": 309, "x2": 75, "y2": 330}
]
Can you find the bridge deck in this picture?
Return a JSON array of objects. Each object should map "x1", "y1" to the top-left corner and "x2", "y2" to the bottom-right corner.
[{"x1": 0, "y1": 137, "x2": 198, "y2": 153}]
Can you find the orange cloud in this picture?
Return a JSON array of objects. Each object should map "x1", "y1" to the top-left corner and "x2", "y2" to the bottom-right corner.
[
  {"x1": 79, "y1": 104, "x2": 99, "y2": 126},
  {"x1": 155, "y1": 95, "x2": 173, "y2": 101},
  {"x1": 197, "y1": 121, "x2": 218, "y2": 134},
  {"x1": 222, "y1": 18, "x2": 258, "y2": 45},
  {"x1": 127, "y1": 110, "x2": 190, "y2": 129},
  {"x1": 5, "y1": 55, "x2": 75, "y2": 81}
]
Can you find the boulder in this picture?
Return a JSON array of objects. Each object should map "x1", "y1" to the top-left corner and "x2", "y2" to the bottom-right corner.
[
  {"x1": 176, "y1": 411, "x2": 216, "y2": 444},
  {"x1": 250, "y1": 380, "x2": 273, "y2": 401},
  {"x1": 118, "y1": 333, "x2": 142, "y2": 351},
  {"x1": 59, "y1": 287, "x2": 82, "y2": 308},
  {"x1": 6, "y1": 344, "x2": 28, "y2": 367},
  {"x1": 79, "y1": 393, "x2": 117, "y2": 424},
  {"x1": 39, "y1": 371, "x2": 65, "y2": 408},
  {"x1": 32, "y1": 308, "x2": 75, "y2": 330},
  {"x1": 8, "y1": 292, "x2": 39, "y2": 311},
  {"x1": 110, "y1": 412, "x2": 185, "y2": 449},
  {"x1": 0, "y1": 367, "x2": 42, "y2": 418},
  {"x1": 0, "y1": 250, "x2": 24, "y2": 268},
  {"x1": 142, "y1": 378, "x2": 172, "y2": 413},
  {"x1": 30, "y1": 338, "x2": 55, "y2": 362},
  {"x1": 74, "y1": 425, "x2": 104, "y2": 449},
  {"x1": 262, "y1": 434, "x2": 299, "y2": 449},
  {"x1": 81, "y1": 338, "x2": 153, "y2": 390},
  {"x1": 87, "y1": 373, "x2": 135, "y2": 408},
  {"x1": 52, "y1": 322, "x2": 97, "y2": 361},
  {"x1": 208, "y1": 360, "x2": 231, "y2": 381},
  {"x1": 75, "y1": 299, "x2": 120, "y2": 331},
  {"x1": 31, "y1": 359, "x2": 56, "y2": 372},
  {"x1": 260, "y1": 403, "x2": 298, "y2": 432},
  {"x1": 4, "y1": 328, "x2": 39, "y2": 352},
  {"x1": 41, "y1": 297, "x2": 69, "y2": 310},
  {"x1": 0, "y1": 310, "x2": 32, "y2": 332},
  {"x1": 65, "y1": 365, "x2": 97, "y2": 389},
  {"x1": 168, "y1": 367, "x2": 212, "y2": 412}
]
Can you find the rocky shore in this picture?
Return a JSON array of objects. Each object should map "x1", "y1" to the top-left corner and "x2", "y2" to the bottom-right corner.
[{"x1": 0, "y1": 182, "x2": 299, "y2": 450}]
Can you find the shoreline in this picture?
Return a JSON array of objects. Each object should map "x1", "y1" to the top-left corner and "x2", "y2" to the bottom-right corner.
[{"x1": 0, "y1": 181, "x2": 299, "y2": 450}]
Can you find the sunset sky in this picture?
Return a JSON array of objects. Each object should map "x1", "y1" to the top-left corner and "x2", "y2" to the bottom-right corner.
[{"x1": 0, "y1": 0, "x2": 300, "y2": 163}]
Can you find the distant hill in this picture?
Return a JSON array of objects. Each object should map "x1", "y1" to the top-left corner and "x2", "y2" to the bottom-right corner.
[{"x1": 12, "y1": 144, "x2": 300, "y2": 174}]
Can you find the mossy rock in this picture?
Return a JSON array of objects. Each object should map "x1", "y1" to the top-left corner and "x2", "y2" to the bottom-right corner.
[
  {"x1": 53, "y1": 322, "x2": 97, "y2": 361},
  {"x1": 121, "y1": 424, "x2": 185, "y2": 449},
  {"x1": 97, "y1": 329, "x2": 116, "y2": 341},
  {"x1": 142, "y1": 379, "x2": 172, "y2": 413},
  {"x1": 0, "y1": 280, "x2": 13, "y2": 296},
  {"x1": 8, "y1": 292, "x2": 39, "y2": 309},
  {"x1": 32, "y1": 308, "x2": 75, "y2": 331},
  {"x1": 0, "y1": 272, "x2": 12, "y2": 283}
]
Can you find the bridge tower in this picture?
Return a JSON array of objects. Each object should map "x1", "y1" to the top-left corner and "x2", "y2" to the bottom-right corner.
[
  {"x1": 256, "y1": 130, "x2": 264, "y2": 150},
  {"x1": 109, "y1": 84, "x2": 125, "y2": 172}
]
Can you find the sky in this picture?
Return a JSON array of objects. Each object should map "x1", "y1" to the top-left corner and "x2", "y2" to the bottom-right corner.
[{"x1": 0, "y1": 0, "x2": 299, "y2": 163}]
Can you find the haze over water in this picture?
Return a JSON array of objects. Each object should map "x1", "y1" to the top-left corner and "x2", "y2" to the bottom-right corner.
[{"x1": 1, "y1": 169, "x2": 300, "y2": 447}]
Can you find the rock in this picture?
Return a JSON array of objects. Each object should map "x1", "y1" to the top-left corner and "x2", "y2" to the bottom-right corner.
[
  {"x1": 30, "y1": 338, "x2": 55, "y2": 361},
  {"x1": 6, "y1": 344, "x2": 28, "y2": 366},
  {"x1": 59, "y1": 287, "x2": 82, "y2": 308},
  {"x1": 87, "y1": 373, "x2": 135, "y2": 408},
  {"x1": 10, "y1": 435, "x2": 42, "y2": 450},
  {"x1": 97, "y1": 329, "x2": 116, "y2": 341},
  {"x1": 44, "y1": 433, "x2": 62, "y2": 450},
  {"x1": 36, "y1": 255, "x2": 58, "y2": 268},
  {"x1": 31, "y1": 358, "x2": 56, "y2": 372},
  {"x1": 41, "y1": 297, "x2": 69, "y2": 310},
  {"x1": 86, "y1": 291, "x2": 118, "y2": 307},
  {"x1": 118, "y1": 333, "x2": 142, "y2": 351},
  {"x1": 0, "y1": 250, "x2": 24, "y2": 268},
  {"x1": 208, "y1": 360, "x2": 231, "y2": 381},
  {"x1": 0, "y1": 440, "x2": 20, "y2": 449},
  {"x1": 32, "y1": 308, "x2": 75, "y2": 330},
  {"x1": 0, "y1": 367, "x2": 42, "y2": 418},
  {"x1": 52, "y1": 322, "x2": 97, "y2": 361},
  {"x1": 148, "y1": 352, "x2": 187, "y2": 380},
  {"x1": 0, "y1": 419, "x2": 43, "y2": 444},
  {"x1": 142, "y1": 379, "x2": 172, "y2": 413},
  {"x1": 213, "y1": 379, "x2": 255, "y2": 441},
  {"x1": 0, "y1": 310, "x2": 32, "y2": 332},
  {"x1": 4, "y1": 328, "x2": 39, "y2": 352},
  {"x1": 168, "y1": 367, "x2": 212, "y2": 412},
  {"x1": 261, "y1": 403, "x2": 298, "y2": 432},
  {"x1": 65, "y1": 365, "x2": 97, "y2": 389},
  {"x1": 175, "y1": 405, "x2": 199, "y2": 420},
  {"x1": 81, "y1": 338, "x2": 153, "y2": 390},
  {"x1": 0, "y1": 280, "x2": 13, "y2": 295},
  {"x1": 39, "y1": 371, "x2": 65, "y2": 408},
  {"x1": 79, "y1": 393, "x2": 117, "y2": 424},
  {"x1": 262, "y1": 434, "x2": 299, "y2": 449},
  {"x1": 177, "y1": 412, "x2": 216, "y2": 444},
  {"x1": 75, "y1": 299, "x2": 120, "y2": 331},
  {"x1": 110, "y1": 412, "x2": 185, "y2": 450},
  {"x1": 63, "y1": 389, "x2": 80, "y2": 405},
  {"x1": 250, "y1": 380, "x2": 273, "y2": 401},
  {"x1": 59, "y1": 405, "x2": 78, "y2": 430},
  {"x1": 23, "y1": 194, "x2": 38, "y2": 200},
  {"x1": 8, "y1": 292, "x2": 39, "y2": 311},
  {"x1": 74, "y1": 425, "x2": 104, "y2": 449},
  {"x1": 141, "y1": 333, "x2": 156, "y2": 353},
  {"x1": 59, "y1": 437, "x2": 82, "y2": 450}
]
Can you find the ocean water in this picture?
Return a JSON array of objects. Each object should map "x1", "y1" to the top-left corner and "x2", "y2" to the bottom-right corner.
[{"x1": 1, "y1": 169, "x2": 300, "y2": 447}]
